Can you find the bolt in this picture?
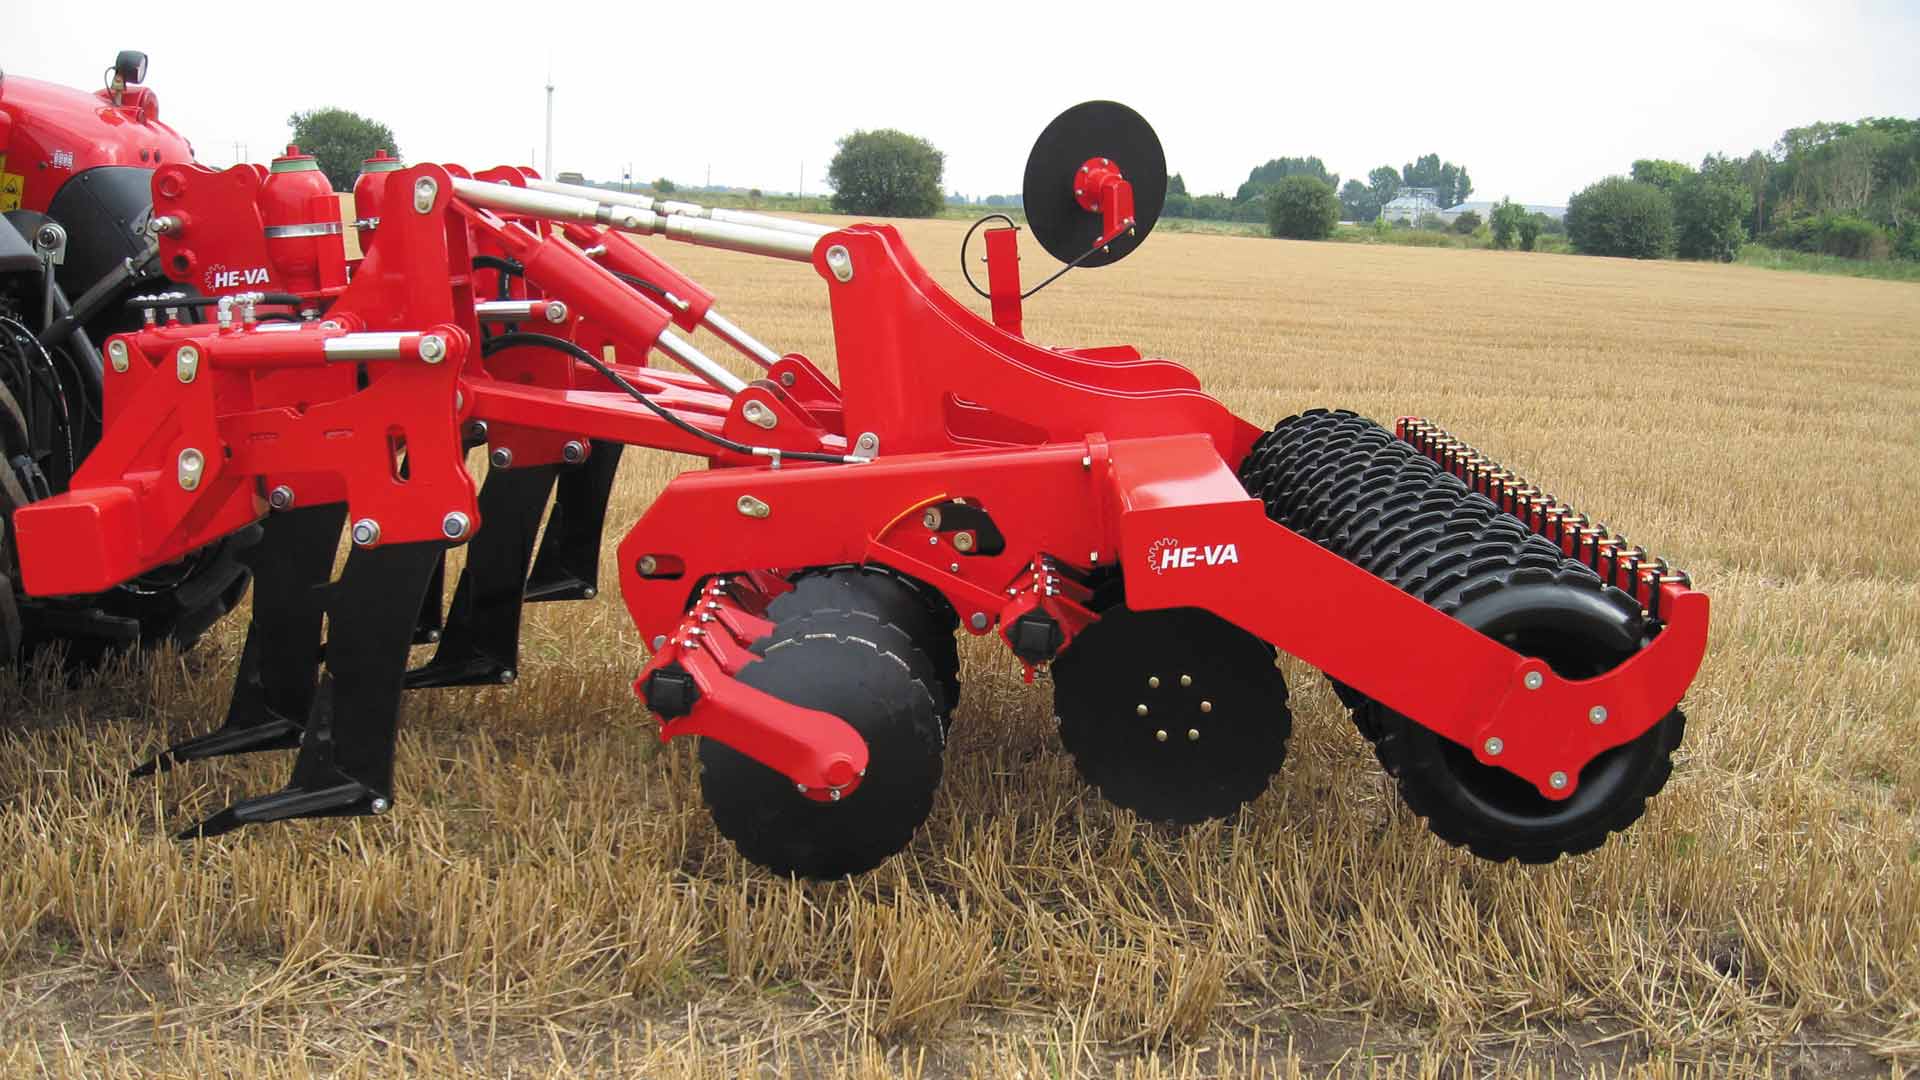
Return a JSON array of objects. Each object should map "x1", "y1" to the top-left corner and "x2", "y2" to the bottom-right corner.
[
  {"x1": 582, "y1": 587, "x2": 596, "y2": 599},
  {"x1": 857, "y1": 433, "x2": 877, "y2": 451},
  {"x1": 176, "y1": 448, "x2": 204, "y2": 490},
  {"x1": 1089, "y1": 551, "x2": 1099, "y2": 563},
  {"x1": 1200, "y1": 701, "x2": 1213, "y2": 713},
  {"x1": 1589, "y1": 705, "x2": 1608, "y2": 725},
  {"x1": 949, "y1": 562, "x2": 960, "y2": 573},
  {"x1": 1155, "y1": 729, "x2": 1168, "y2": 742},
  {"x1": 1188, "y1": 728, "x2": 1200, "y2": 742},
  {"x1": 1148, "y1": 676, "x2": 1160, "y2": 689},
  {"x1": 371, "y1": 797, "x2": 391, "y2": 814},
  {"x1": 969, "y1": 612, "x2": 988, "y2": 631},
  {"x1": 467, "y1": 419, "x2": 489, "y2": 442},
  {"x1": 1523, "y1": 671, "x2": 1544, "y2": 690},
  {"x1": 267, "y1": 484, "x2": 295, "y2": 510},
  {"x1": 651, "y1": 634, "x2": 667, "y2": 649},
  {"x1": 1180, "y1": 675, "x2": 1192, "y2": 687},
  {"x1": 413, "y1": 176, "x2": 438, "y2": 213},
  {"x1": 499, "y1": 669, "x2": 516, "y2": 683},
  {"x1": 637, "y1": 555, "x2": 658, "y2": 576},
  {"x1": 1081, "y1": 455, "x2": 1092, "y2": 469},
  {"x1": 418, "y1": 334, "x2": 446, "y2": 363},
  {"x1": 741, "y1": 400, "x2": 778, "y2": 430},
  {"x1": 175, "y1": 344, "x2": 199, "y2": 383},
  {"x1": 953, "y1": 531, "x2": 975, "y2": 553},
  {"x1": 1136, "y1": 704, "x2": 1149, "y2": 716},
  {"x1": 779, "y1": 370, "x2": 796, "y2": 387},
  {"x1": 922, "y1": 507, "x2": 942, "y2": 529},
  {"x1": 107, "y1": 339, "x2": 129, "y2": 373},
  {"x1": 828, "y1": 789, "x2": 842, "y2": 801},
  {"x1": 544, "y1": 300, "x2": 569, "y2": 323},
  {"x1": 490, "y1": 447, "x2": 513, "y2": 469},
  {"x1": 736, "y1": 495, "x2": 770, "y2": 519},
  {"x1": 351, "y1": 518, "x2": 381, "y2": 547},
  {"x1": 1549, "y1": 771, "x2": 1569, "y2": 790},
  {"x1": 929, "y1": 536, "x2": 939, "y2": 546},
  {"x1": 562, "y1": 440, "x2": 587, "y2": 464},
  {"x1": 795, "y1": 783, "x2": 808, "y2": 793},
  {"x1": 825, "y1": 244, "x2": 853, "y2": 282},
  {"x1": 1484, "y1": 737, "x2": 1504, "y2": 756},
  {"x1": 441, "y1": 511, "x2": 470, "y2": 540}
]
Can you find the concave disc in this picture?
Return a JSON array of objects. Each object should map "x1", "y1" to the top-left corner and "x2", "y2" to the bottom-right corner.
[{"x1": 1021, "y1": 101, "x2": 1167, "y2": 268}]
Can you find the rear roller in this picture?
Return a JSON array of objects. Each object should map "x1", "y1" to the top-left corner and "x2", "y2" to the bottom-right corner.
[
  {"x1": 1239, "y1": 409, "x2": 1684, "y2": 863},
  {"x1": 699, "y1": 607, "x2": 946, "y2": 879},
  {"x1": 1052, "y1": 597, "x2": 1291, "y2": 825}
]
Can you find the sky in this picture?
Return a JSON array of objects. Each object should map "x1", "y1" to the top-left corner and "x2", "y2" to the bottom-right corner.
[{"x1": 9, "y1": 0, "x2": 1919, "y2": 207}]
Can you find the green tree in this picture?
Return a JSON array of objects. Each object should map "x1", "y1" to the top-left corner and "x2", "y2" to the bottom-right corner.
[
  {"x1": 827, "y1": 129, "x2": 945, "y2": 218},
  {"x1": 1518, "y1": 213, "x2": 1546, "y2": 251},
  {"x1": 1368, "y1": 165, "x2": 1401, "y2": 209},
  {"x1": 287, "y1": 107, "x2": 397, "y2": 190},
  {"x1": 1489, "y1": 198, "x2": 1528, "y2": 249},
  {"x1": 1237, "y1": 157, "x2": 1338, "y2": 206},
  {"x1": 1452, "y1": 209, "x2": 1482, "y2": 234},
  {"x1": 1266, "y1": 175, "x2": 1339, "y2": 240},
  {"x1": 1168, "y1": 173, "x2": 1188, "y2": 196},
  {"x1": 1630, "y1": 158, "x2": 1695, "y2": 193},
  {"x1": 1339, "y1": 179, "x2": 1378, "y2": 222},
  {"x1": 653, "y1": 177, "x2": 676, "y2": 194},
  {"x1": 1566, "y1": 177, "x2": 1676, "y2": 258},
  {"x1": 1673, "y1": 175, "x2": 1753, "y2": 260},
  {"x1": 1402, "y1": 153, "x2": 1473, "y2": 206}
]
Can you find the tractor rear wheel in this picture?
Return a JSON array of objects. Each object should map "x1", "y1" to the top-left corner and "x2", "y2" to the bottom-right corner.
[
  {"x1": 699, "y1": 607, "x2": 946, "y2": 879},
  {"x1": 1239, "y1": 409, "x2": 1684, "y2": 863}
]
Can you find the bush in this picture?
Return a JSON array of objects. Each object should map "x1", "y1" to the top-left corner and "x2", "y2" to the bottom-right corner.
[
  {"x1": 1417, "y1": 213, "x2": 1448, "y2": 231},
  {"x1": 828, "y1": 129, "x2": 945, "y2": 218},
  {"x1": 1163, "y1": 191, "x2": 1194, "y2": 218},
  {"x1": 1452, "y1": 210, "x2": 1482, "y2": 234},
  {"x1": 1566, "y1": 177, "x2": 1675, "y2": 258},
  {"x1": 1518, "y1": 213, "x2": 1544, "y2": 251},
  {"x1": 653, "y1": 177, "x2": 676, "y2": 194},
  {"x1": 1489, "y1": 199, "x2": 1528, "y2": 250},
  {"x1": 1769, "y1": 213, "x2": 1890, "y2": 260},
  {"x1": 1673, "y1": 178, "x2": 1751, "y2": 261},
  {"x1": 1266, "y1": 176, "x2": 1339, "y2": 240}
]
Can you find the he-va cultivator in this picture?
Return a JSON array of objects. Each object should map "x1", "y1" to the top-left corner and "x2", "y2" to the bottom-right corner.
[{"x1": 0, "y1": 57, "x2": 1708, "y2": 876}]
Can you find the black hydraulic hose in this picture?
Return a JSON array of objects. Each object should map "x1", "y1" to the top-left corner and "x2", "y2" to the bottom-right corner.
[
  {"x1": 44, "y1": 279, "x2": 105, "y2": 389},
  {"x1": 608, "y1": 269, "x2": 672, "y2": 301},
  {"x1": 480, "y1": 332, "x2": 856, "y2": 465},
  {"x1": 121, "y1": 292, "x2": 304, "y2": 311},
  {"x1": 472, "y1": 255, "x2": 523, "y2": 302}
]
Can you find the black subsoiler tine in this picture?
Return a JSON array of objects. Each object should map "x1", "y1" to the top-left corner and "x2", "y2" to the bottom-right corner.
[
  {"x1": 525, "y1": 442, "x2": 623, "y2": 602},
  {"x1": 404, "y1": 464, "x2": 557, "y2": 688},
  {"x1": 183, "y1": 539, "x2": 445, "y2": 838},
  {"x1": 414, "y1": 552, "x2": 446, "y2": 644},
  {"x1": 134, "y1": 504, "x2": 346, "y2": 777}
]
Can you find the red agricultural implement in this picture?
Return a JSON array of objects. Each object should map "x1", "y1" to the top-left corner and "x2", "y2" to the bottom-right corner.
[{"x1": 0, "y1": 56, "x2": 1706, "y2": 875}]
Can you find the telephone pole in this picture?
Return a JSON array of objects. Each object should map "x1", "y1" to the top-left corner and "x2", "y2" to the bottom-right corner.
[{"x1": 543, "y1": 67, "x2": 554, "y2": 177}]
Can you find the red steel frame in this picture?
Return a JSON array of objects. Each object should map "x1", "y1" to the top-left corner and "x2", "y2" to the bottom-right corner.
[{"x1": 7, "y1": 150, "x2": 1709, "y2": 807}]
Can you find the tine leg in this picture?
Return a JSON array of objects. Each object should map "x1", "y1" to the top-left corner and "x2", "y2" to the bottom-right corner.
[
  {"x1": 134, "y1": 504, "x2": 345, "y2": 776},
  {"x1": 526, "y1": 442, "x2": 623, "y2": 602},
  {"x1": 183, "y1": 539, "x2": 444, "y2": 838},
  {"x1": 404, "y1": 464, "x2": 557, "y2": 688}
]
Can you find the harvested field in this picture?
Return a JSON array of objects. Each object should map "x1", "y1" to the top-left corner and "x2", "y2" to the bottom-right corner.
[{"x1": 3, "y1": 218, "x2": 1918, "y2": 1077}]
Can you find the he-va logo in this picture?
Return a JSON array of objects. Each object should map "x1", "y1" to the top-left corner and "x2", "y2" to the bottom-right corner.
[
  {"x1": 203, "y1": 264, "x2": 271, "y2": 290},
  {"x1": 1145, "y1": 535, "x2": 1240, "y2": 574}
]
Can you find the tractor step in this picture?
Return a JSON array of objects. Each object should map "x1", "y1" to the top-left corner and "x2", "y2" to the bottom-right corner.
[{"x1": 1395, "y1": 418, "x2": 1695, "y2": 623}]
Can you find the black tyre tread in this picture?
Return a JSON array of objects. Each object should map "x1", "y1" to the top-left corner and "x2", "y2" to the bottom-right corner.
[
  {"x1": 699, "y1": 611, "x2": 944, "y2": 879},
  {"x1": 768, "y1": 566, "x2": 962, "y2": 718},
  {"x1": 1240, "y1": 410, "x2": 1684, "y2": 863}
]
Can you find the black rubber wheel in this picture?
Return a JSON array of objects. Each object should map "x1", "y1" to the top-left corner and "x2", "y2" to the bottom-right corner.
[
  {"x1": 1053, "y1": 597, "x2": 1291, "y2": 825},
  {"x1": 766, "y1": 566, "x2": 961, "y2": 722},
  {"x1": 1239, "y1": 409, "x2": 1684, "y2": 863},
  {"x1": 699, "y1": 608, "x2": 945, "y2": 879}
]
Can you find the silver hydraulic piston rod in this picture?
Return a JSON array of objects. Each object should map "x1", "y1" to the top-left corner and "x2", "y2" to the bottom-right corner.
[
  {"x1": 450, "y1": 178, "x2": 816, "y2": 261},
  {"x1": 655, "y1": 329, "x2": 748, "y2": 395},
  {"x1": 524, "y1": 178, "x2": 831, "y2": 239}
]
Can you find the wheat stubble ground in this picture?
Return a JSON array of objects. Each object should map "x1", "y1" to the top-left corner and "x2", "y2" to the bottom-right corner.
[{"x1": 2, "y1": 220, "x2": 1917, "y2": 1077}]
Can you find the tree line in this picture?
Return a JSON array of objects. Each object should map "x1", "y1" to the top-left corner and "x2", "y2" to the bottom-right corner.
[{"x1": 1566, "y1": 118, "x2": 1920, "y2": 262}]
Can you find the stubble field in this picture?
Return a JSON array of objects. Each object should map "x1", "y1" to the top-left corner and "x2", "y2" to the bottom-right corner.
[{"x1": 2, "y1": 218, "x2": 1918, "y2": 1077}]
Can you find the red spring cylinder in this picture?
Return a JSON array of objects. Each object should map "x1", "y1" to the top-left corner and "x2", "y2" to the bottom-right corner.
[
  {"x1": 351, "y1": 148, "x2": 402, "y2": 252},
  {"x1": 260, "y1": 144, "x2": 337, "y2": 295}
]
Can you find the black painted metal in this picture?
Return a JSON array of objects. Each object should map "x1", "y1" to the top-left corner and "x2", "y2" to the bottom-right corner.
[
  {"x1": 525, "y1": 441, "x2": 623, "y2": 602},
  {"x1": 1021, "y1": 101, "x2": 1167, "y2": 269}
]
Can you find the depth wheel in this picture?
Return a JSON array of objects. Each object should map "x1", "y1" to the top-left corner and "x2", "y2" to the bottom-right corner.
[
  {"x1": 1240, "y1": 409, "x2": 1683, "y2": 863},
  {"x1": 767, "y1": 565, "x2": 961, "y2": 722},
  {"x1": 699, "y1": 609, "x2": 945, "y2": 879},
  {"x1": 1053, "y1": 600, "x2": 1291, "y2": 825}
]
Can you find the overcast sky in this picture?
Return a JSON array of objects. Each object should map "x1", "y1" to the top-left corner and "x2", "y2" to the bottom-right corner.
[{"x1": 11, "y1": 0, "x2": 1919, "y2": 207}]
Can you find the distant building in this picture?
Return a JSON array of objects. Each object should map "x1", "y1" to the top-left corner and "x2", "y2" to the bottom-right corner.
[
  {"x1": 1379, "y1": 187, "x2": 1441, "y2": 223},
  {"x1": 1438, "y1": 200, "x2": 1566, "y2": 224}
]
